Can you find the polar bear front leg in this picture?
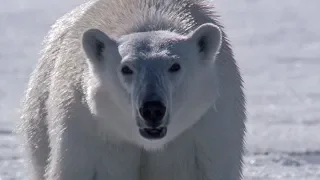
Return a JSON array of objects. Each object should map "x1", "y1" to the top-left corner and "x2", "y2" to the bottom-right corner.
[
  {"x1": 194, "y1": 110, "x2": 244, "y2": 180},
  {"x1": 45, "y1": 117, "x2": 99, "y2": 180}
]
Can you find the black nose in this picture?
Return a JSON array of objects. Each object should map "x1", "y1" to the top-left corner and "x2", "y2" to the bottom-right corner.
[{"x1": 139, "y1": 101, "x2": 166, "y2": 127}]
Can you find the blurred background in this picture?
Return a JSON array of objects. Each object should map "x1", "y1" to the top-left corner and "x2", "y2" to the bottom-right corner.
[{"x1": 0, "y1": 0, "x2": 319, "y2": 179}]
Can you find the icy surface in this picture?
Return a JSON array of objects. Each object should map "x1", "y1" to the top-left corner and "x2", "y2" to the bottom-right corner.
[{"x1": 0, "y1": 0, "x2": 319, "y2": 179}]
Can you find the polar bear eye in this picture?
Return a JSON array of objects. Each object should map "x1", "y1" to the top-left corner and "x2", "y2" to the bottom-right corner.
[
  {"x1": 168, "y1": 63, "x2": 181, "y2": 73},
  {"x1": 121, "y1": 65, "x2": 134, "y2": 75}
]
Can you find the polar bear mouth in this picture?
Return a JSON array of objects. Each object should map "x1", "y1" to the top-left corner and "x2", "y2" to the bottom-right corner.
[{"x1": 139, "y1": 127, "x2": 167, "y2": 140}]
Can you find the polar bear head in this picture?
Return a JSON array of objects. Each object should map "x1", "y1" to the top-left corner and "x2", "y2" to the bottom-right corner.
[{"x1": 82, "y1": 23, "x2": 222, "y2": 150}]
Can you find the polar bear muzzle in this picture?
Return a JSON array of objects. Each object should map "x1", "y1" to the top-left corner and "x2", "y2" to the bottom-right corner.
[{"x1": 138, "y1": 93, "x2": 168, "y2": 140}]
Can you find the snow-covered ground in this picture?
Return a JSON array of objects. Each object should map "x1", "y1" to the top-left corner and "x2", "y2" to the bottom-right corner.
[{"x1": 0, "y1": 0, "x2": 319, "y2": 179}]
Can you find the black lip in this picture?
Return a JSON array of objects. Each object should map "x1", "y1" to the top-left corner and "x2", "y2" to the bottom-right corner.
[{"x1": 139, "y1": 127, "x2": 167, "y2": 140}]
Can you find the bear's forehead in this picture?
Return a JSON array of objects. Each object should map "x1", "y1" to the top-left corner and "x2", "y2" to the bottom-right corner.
[{"x1": 118, "y1": 31, "x2": 186, "y2": 59}]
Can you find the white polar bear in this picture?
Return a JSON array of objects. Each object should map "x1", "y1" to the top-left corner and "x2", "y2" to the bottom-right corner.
[{"x1": 18, "y1": 0, "x2": 246, "y2": 180}]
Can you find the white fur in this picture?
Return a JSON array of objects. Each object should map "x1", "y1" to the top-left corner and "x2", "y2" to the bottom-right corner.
[{"x1": 18, "y1": 0, "x2": 246, "y2": 180}]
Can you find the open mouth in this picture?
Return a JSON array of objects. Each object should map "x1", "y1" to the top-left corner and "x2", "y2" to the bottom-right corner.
[{"x1": 139, "y1": 127, "x2": 167, "y2": 140}]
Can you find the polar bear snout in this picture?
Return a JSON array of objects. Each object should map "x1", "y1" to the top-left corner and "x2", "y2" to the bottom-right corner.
[
  {"x1": 139, "y1": 100, "x2": 167, "y2": 128},
  {"x1": 137, "y1": 93, "x2": 169, "y2": 140}
]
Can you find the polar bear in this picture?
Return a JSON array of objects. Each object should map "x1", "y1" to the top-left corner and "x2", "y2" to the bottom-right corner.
[{"x1": 18, "y1": 0, "x2": 246, "y2": 180}]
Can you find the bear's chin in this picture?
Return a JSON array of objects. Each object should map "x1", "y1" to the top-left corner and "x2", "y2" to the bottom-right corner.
[{"x1": 137, "y1": 134, "x2": 170, "y2": 151}]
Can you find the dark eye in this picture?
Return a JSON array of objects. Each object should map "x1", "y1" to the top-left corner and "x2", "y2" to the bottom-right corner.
[
  {"x1": 168, "y1": 63, "x2": 181, "y2": 73},
  {"x1": 121, "y1": 65, "x2": 134, "y2": 75}
]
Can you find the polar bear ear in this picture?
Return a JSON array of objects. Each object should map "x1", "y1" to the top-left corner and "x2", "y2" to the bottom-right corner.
[
  {"x1": 82, "y1": 28, "x2": 118, "y2": 63},
  {"x1": 187, "y1": 23, "x2": 222, "y2": 61}
]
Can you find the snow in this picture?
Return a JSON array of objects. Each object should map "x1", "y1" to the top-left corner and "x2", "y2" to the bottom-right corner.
[{"x1": 0, "y1": 0, "x2": 319, "y2": 179}]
